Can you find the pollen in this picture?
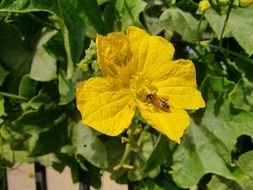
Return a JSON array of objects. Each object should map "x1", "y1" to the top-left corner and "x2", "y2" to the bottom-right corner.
[{"x1": 129, "y1": 72, "x2": 157, "y2": 101}]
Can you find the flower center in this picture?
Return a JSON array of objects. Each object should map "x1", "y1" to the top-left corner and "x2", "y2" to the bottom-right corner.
[{"x1": 129, "y1": 72, "x2": 157, "y2": 101}]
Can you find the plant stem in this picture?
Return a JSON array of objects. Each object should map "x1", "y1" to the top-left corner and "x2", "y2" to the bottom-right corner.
[
  {"x1": 197, "y1": 12, "x2": 205, "y2": 45},
  {"x1": 207, "y1": 44, "x2": 253, "y2": 64},
  {"x1": 0, "y1": 92, "x2": 28, "y2": 100},
  {"x1": 137, "y1": 125, "x2": 149, "y2": 146},
  {"x1": 113, "y1": 125, "x2": 150, "y2": 171},
  {"x1": 219, "y1": 0, "x2": 234, "y2": 48}
]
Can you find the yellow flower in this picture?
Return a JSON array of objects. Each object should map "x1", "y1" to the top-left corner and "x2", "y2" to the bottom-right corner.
[
  {"x1": 197, "y1": 0, "x2": 211, "y2": 14},
  {"x1": 76, "y1": 26, "x2": 205, "y2": 143},
  {"x1": 240, "y1": 0, "x2": 253, "y2": 7}
]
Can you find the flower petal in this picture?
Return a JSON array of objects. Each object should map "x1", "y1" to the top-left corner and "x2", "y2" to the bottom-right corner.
[
  {"x1": 96, "y1": 32, "x2": 131, "y2": 78},
  {"x1": 127, "y1": 26, "x2": 175, "y2": 75},
  {"x1": 152, "y1": 59, "x2": 197, "y2": 84},
  {"x1": 76, "y1": 77, "x2": 136, "y2": 136},
  {"x1": 138, "y1": 101, "x2": 190, "y2": 143},
  {"x1": 152, "y1": 59, "x2": 205, "y2": 109}
]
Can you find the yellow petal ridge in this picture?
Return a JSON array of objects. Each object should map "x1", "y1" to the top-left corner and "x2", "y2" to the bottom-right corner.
[
  {"x1": 96, "y1": 32, "x2": 131, "y2": 78},
  {"x1": 127, "y1": 26, "x2": 175, "y2": 75}
]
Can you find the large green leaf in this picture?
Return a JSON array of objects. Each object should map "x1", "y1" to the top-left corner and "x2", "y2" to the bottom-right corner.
[
  {"x1": 143, "y1": 2, "x2": 165, "y2": 35},
  {"x1": 58, "y1": 68, "x2": 86, "y2": 105},
  {"x1": 172, "y1": 76, "x2": 253, "y2": 188},
  {"x1": 229, "y1": 77, "x2": 253, "y2": 112},
  {"x1": 103, "y1": 0, "x2": 147, "y2": 32},
  {"x1": 0, "y1": 0, "x2": 86, "y2": 79},
  {"x1": 2, "y1": 110, "x2": 69, "y2": 157},
  {"x1": 207, "y1": 173, "x2": 253, "y2": 190},
  {"x1": 18, "y1": 74, "x2": 37, "y2": 99},
  {"x1": 160, "y1": 7, "x2": 207, "y2": 43},
  {"x1": 30, "y1": 29, "x2": 57, "y2": 81},
  {"x1": 2, "y1": 83, "x2": 69, "y2": 156},
  {"x1": 63, "y1": 122, "x2": 108, "y2": 169},
  {"x1": 0, "y1": 22, "x2": 33, "y2": 93},
  {"x1": 205, "y1": 6, "x2": 253, "y2": 55},
  {"x1": 238, "y1": 150, "x2": 253, "y2": 178},
  {"x1": 207, "y1": 175, "x2": 243, "y2": 190},
  {"x1": 72, "y1": 0, "x2": 106, "y2": 38}
]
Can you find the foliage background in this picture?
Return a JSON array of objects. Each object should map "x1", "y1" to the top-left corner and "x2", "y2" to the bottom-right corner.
[{"x1": 0, "y1": 0, "x2": 253, "y2": 189}]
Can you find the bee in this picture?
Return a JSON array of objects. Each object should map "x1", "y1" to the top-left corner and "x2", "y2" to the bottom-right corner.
[{"x1": 145, "y1": 94, "x2": 170, "y2": 112}]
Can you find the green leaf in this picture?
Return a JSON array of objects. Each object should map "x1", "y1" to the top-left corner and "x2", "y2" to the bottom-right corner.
[
  {"x1": 70, "y1": 122, "x2": 108, "y2": 169},
  {"x1": 0, "y1": 141, "x2": 59, "y2": 166},
  {"x1": 0, "y1": 0, "x2": 86, "y2": 79},
  {"x1": 18, "y1": 74, "x2": 37, "y2": 99},
  {"x1": 0, "y1": 64, "x2": 9, "y2": 86},
  {"x1": 28, "y1": 113, "x2": 69, "y2": 156},
  {"x1": 85, "y1": 163, "x2": 102, "y2": 189},
  {"x1": 229, "y1": 78, "x2": 253, "y2": 112},
  {"x1": 23, "y1": 82, "x2": 59, "y2": 111},
  {"x1": 143, "y1": 3, "x2": 164, "y2": 35},
  {"x1": 58, "y1": 68, "x2": 86, "y2": 105},
  {"x1": 160, "y1": 7, "x2": 207, "y2": 43},
  {"x1": 105, "y1": 137, "x2": 125, "y2": 169},
  {"x1": 2, "y1": 83, "x2": 69, "y2": 156},
  {"x1": 172, "y1": 76, "x2": 253, "y2": 188},
  {"x1": 52, "y1": 154, "x2": 81, "y2": 183},
  {"x1": 205, "y1": 6, "x2": 253, "y2": 55},
  {"x1": 207, "y1": 174, "x2": 253, "y2": 190},
  {"x1": 135, "y1": 177, "x2": 180, "y2": 190},
  {"x1": 229, "y1": 5, "x2": 253, "y2": 56},
  {"x1": 135, "y1": 178, "x2": 165, "y2": 190},
  {"x1": 0, "y1": 22, "x2": 33, "y2": 93},
  {"x1": 238, "y1": 150, "x2": 253, "y2": 178},
  {"x1": 0, "y1": 95, "x2": 6, "y2": 116},
  {"x1": 102, "y1": 2, "x2": 117, "y2": 32},
  {"x1": 103, "y1": 0, "x2": 147, "y2": 31},
  {"x1": 73, "y1": 0, "x2": 106, "y2": 38},
  {"x1": 30, "y1": 29, "x2": 57, "y2": 81},
  {"x1": 142, "y1": 135, "x2": 169, "y2": 173},
  {"x1": 97, "y1": 0, "x2": 109, "y2": 5},
  {"x1": 207, "y1": 175, "x2": 243, "y2": 190},
  {"x1": 204, "y1": 8, "x2": 230, "y2": 39},
  {"x1": 43, "y1": 32, "x2": 66, "y2": 63}
]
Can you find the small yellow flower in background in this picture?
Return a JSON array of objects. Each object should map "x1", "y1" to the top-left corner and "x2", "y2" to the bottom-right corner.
[
  {"x1": 197, "y1": 0, "x2": 211, "y2": 14},
  {"x1": 240, "y1": 0, "x2": 253, "y2": 7},
  {"x1": 25, "y1": 169, "x2": 35, "y2": 178},
  {"x1": 76, "y1": 26, "x2": 205, "y2": 143}
]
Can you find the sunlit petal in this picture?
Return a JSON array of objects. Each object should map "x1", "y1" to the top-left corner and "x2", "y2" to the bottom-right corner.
[
  {"x1": 138, "y1": 101, "x2": 190, "y2": 143},
  {"x1": 76, "y1": 77, "x2": 136, "y2": 136},
  {"x1": 127, "y1": 26, "x2": 175, "y2": 75},
  {"x1": 96, "y1": 32, "x2": 131, "y2": 77},
  {"x1": 152, "y1": 59, "x2": 205, "y2": 109}
]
